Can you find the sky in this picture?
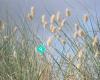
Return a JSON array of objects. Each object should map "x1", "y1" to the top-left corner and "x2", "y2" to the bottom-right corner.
[
  {"x1": 0, "y1": 0, "x2": 100, "y2": 42},
  {"x1": 0, "y1": 0, "x2": 100, "y2": 22},
  {"x1": 0, "y1": 0, "x2": 100, "y2": 58}
]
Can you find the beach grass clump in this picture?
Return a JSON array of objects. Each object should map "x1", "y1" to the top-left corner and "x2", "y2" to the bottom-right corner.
[{"x1": 0, "y1": 1, "x2": 100, "y2": 80}]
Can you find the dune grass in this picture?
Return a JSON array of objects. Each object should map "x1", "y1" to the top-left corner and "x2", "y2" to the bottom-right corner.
[{"x1": 0, "y1": 1, "x2": 100, "y2": 80}]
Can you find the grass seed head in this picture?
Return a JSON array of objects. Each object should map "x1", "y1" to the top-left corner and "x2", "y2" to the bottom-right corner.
[
  {"x1": 75, "y1": 23, "x2": 80, "y2": 31},
  {"x1": 76, "y1": 63, "x2": 81, "y2": 69},
  {"x1": 74, "y1": 24, "x2": 86, "y2": 38},
  {"x1": 95, "y1": 53, "x2": 100, "y2": 58},
  {"x1": 41, "y1": 15, "x2": 48, "y2": 28},
  {"x1": 60, "y1": 19, "x2": 66, "y2": 28},
  {"x1": 41, "y1": 14, "x2": 46, "y2": 24},
  {"x1": 47, "y1": 36, "x2": 53, "y2": 46},
  {"x1": 65, "y1": 8, "x2": 71, "y2": 17},
  {"x1": 50, "y1": 24, "x2": 56, "y2": 33},
  {"x1": 58, "y1": 27, "x2": 62, "y2": 31},
  {"x1": 0, "y1": 20, "x2": 5, "y2": 31},
  {"x1": 13, "y1": 50, "x2": 17, "y2": 58},
  {"x1": 60, "y1": 39, "x2": 66, "y2": 45},
  {"x1": 56, "y1": 11, "x2": 61, "y2": 22},
  {"x1": 31, "y1": 6, "x2": 35, "y2": 17},
  {"x1": 83, "y1": 14, "x2": 88, "y2": 22},
  {"x1": 95, "y1": 50, "x2": 100, "y2": 58},
  {"x1": 27, "y1": 13, "x2": 33, "y2": 21},
  {"x1": 50, "y1": 14, "x2": 55, "y2": 24},
  {"x1": 78, "y1": 48, "x2": 84, "y2": 59},
  {"x1": 78, "y1": 28, "x2": 86, "y2": 37},
  {"x1": 43, "y1": 21, "x2": 48, "y2": 28},
  {"x1": 92, "y1": 35, "x2": 99, "y2": 47}
]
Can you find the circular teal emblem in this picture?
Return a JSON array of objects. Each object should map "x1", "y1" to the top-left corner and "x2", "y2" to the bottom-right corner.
[{"x1": 36, "y1": 44, "x2": 46, "y2": 55}]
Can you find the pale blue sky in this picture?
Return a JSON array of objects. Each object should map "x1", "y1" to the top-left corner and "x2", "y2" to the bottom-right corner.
[
  {"x1": 0, "y1": 0, "x2": 100, "y2": 58},
  {"x1": 0, "y1": 0, "x2": 100, "y2": 43},
  {"x1": 0, "y1": 0, "x2": 100, "y2": 22},
  {"x1": 0, "y1": 0, "x2": 100, "y2": 41}
]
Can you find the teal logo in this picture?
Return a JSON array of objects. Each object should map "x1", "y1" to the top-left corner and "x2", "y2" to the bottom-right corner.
[{"x1": 36, "y1": 44, "x2": 46, "y2": 55}]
